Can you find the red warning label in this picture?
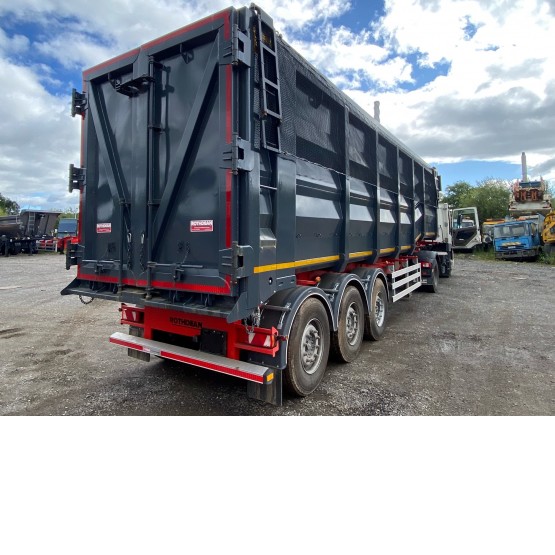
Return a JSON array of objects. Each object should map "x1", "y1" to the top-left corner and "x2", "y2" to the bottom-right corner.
[
  {"x1": 96, "y1": 223, "x2": 112, "y2": 234},
  {"x1": 190, "y1": 220, "x2": 213, "y2": 232}
]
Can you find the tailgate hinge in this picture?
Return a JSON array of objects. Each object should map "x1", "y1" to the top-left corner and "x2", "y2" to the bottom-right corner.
[
  {"x1": 232, "y1": 133, "x2": 254, "y2": 172},
  {"x1": 223, "y1": 134, "x2": 254, "y2": 173},
  {"x1": 71, "y1": 88, "x2": 87, "y2": 117},
  {"x1": 232, "y1": 24, "x2": 251, "y2": 67},
  {"x1": 65, "y1": 242, "x2": 84, "y2": 270},
  {"x1": 68, "y1": 164, "x2": 85, "y2": 192}
]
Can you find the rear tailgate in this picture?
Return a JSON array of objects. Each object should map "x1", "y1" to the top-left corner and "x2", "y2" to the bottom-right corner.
[{"x1": 71, "y1": 9, "x2": 235, "y2": 297}]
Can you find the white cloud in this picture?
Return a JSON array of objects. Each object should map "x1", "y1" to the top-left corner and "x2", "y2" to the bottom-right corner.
[
  {"x1": 0, "y1": 28, "x2": 30, "y2": 55},
  {"x1": 0, "y1": 0, "x2": 351, "y2": 209},
  {"x1": 0, "y1": 59, "x2": 80, "y2": 209},
  {"x1": 1, "y1": 0, "x2": 554, "y2": 210},
  {"x1": 1, "y1": 0, "x2": 351, "y2": 65},
  {"x1": 363, "y1": 0, "x2": 555, "y2": 179},
  {"x1": 35, "y1": 33, "x2": 116, "y2": 70},
  {"x1": 290, "y1": 25, "x2": 413, "y2": 89},
  {"x1": 263, "y1": 0, "x2": 351, "y2": 31},
  {"x1": 280, "y1": 0, "x2": 554, "y2": 181}
]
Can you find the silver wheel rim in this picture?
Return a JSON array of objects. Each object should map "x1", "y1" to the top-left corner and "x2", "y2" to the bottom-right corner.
[
  {"x1": 375, "y1": 293, "x2": 385, "y2": 327},
  {"x1": 345, "y1": 302, "x2": 361, "y2": 346},
  {"x1": 300, "y1": 318, "x2": 324, "y2": 375}
]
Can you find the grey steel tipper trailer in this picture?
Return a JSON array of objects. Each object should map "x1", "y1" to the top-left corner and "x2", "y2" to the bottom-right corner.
[{"x1": 62, "y1": 5, "x2": 451, "y2": 404}]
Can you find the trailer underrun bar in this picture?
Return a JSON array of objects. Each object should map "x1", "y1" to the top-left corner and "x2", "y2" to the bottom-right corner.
[{"x1": 110, "y1": 331, "x2": 274, "y2": 384}]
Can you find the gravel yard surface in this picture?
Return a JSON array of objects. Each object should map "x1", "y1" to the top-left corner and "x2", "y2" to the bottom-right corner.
[{"x1": 1, "y1": 253, "x2": 553, "y2": 415}]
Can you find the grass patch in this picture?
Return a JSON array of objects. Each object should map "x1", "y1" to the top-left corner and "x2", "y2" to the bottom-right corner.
[
  {"x1": 468, "y1": 246, "x2": 555, "y2": 266},
  {"x1": 539, "y1": 250, "x2": 555, "y2": 266},
  {"x1": 471, "y1": 248, "x2": 496, "y2": 261}
]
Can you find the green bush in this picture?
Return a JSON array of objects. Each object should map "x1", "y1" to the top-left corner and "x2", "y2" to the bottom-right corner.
[{"x1": 539, "y1": 250, "x2": 555, "y2": 266}]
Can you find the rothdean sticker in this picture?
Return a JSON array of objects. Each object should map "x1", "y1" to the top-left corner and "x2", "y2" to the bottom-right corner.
[
  {"x1": 96, "y1": 223, "x2": 112, "y2": 234},
  {"x1": 190, "y1": 220, "x2": 213, "y2": 232}
]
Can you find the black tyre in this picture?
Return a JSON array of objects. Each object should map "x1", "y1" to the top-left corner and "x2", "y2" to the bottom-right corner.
[
  {"x1": 439, "y1": 255, "x2": 451, "y2": 278},
  {"x1": 423, "y1": 260, "x2": 439, "y2": 293},
  {"x1": 331, "y1": 286, "x2": 364, "y2": 363},
  {"x1": 284, "y1": 298, "x2": 330, "y2": 397},
  {"x1": 364, "y1": 278, "x2": 388, "y2": 341}
]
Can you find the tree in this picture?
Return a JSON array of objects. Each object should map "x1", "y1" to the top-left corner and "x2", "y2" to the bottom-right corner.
[
  {"x1": 0, "y1": 193, "x2": 20, "y2": 216},
  {"x1": 443, "y1": 181, "x2": 473, "y2": 209},
  {"x1": 443, "y1": 178, "x2": 510, "y2": 222},
  {"x1": 471, "y1": 178, "x2": 511, "y2": 222}
]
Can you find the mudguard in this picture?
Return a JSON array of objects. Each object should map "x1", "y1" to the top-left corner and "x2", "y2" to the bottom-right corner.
[
  {"x1": 350, "y1": 267, "x2": 389, "y2": 312},
  {"x1": 245, "y1": 286, "x2": 333, "y2": 371},
  {"x1": 417, "y1": 250, "x2": 437, "y2": 262},
  {"x1": 316, "y1": 273, "x2": 367, "y2": 330}
]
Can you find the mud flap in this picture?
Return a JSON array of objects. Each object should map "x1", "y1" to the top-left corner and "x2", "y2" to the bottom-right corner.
[{"x1": 247, "y1": 369, "x2": 283, "y2": 406}]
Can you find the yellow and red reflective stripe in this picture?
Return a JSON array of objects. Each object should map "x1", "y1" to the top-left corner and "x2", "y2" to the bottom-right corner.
[
  {"x1": 110, "y1": 336, "x2": 146, "y2": 351},
  {"x1": 159, "y1": 351, "x2": 264, "y2": 384}
]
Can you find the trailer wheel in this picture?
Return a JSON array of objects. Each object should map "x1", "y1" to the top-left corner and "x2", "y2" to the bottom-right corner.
[
  {"x1": 365, "y1": 278, "x2": 388, "y2": 341},
  {"x1": 423, "y1": 260, "x2": 439, "y2": 293},
  {"x1": 439, "y1": 256, "x2": 451, "y2": 278},
  {"x1": 284, "y1": 298, "x2": 330, "y2": 397},
  {"x1": 331, "y1": 286, "x2": 364, "y2": 363}
]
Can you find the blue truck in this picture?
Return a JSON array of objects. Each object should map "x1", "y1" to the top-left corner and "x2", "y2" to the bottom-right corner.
[{"x1": 493, "y1": 216, "x2": 544, "y2": 261}]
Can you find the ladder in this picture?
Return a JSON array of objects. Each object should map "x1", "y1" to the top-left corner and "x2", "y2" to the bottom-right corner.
[
  {"x1": 27, "y1": 212, "x2": 35, "y2": 236},
  {"x1": 255, "y1": 8, "x2": 282, "y2": 152}
]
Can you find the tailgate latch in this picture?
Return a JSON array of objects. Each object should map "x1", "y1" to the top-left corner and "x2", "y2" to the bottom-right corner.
[
  {"x1": 220, "y1": 242, "x2": 254, "y2": 281},
  {"x1": 111, "y1": 74, "x2": 153, "y2": 97}
]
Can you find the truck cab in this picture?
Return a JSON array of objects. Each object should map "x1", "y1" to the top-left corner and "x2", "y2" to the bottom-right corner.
[
  {"x1": 493, "y1": 219, "x2": 542, "y2": 260},
  {"x1": 56, "y1": 218, "x2": 78, "y2": 253},
  {"x1": 452, "y1": 207, "x2": 482, "y2": 251},
  {"x1": 481, "y1": 219, "x2": 505, "y2": 251}
]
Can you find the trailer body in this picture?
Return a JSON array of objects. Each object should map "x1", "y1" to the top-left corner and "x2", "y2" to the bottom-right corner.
[
  {"x1": 19, "y1": 210, "x2": 62, "y2": 238},
  {"x1": 63, "y1": 6, "x2": 448, "y2": 403},
  {"x1": 0, "y1": 215, "x2": 38, "y2": 256}
]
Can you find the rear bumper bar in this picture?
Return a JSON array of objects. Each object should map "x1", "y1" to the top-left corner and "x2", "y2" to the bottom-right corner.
[{"x1": 110, "y1": 332, "x2": 274, "y2": 385}]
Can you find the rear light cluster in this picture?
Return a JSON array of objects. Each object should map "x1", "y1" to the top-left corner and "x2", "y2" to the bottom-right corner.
[{"x1": 420, "y1": 261, "x2": 432, "y2": 269}]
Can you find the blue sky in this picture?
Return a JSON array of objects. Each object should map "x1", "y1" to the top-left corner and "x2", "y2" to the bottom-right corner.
[{"x1": 1, "y1": 0, "x2": 554, "y2": 210}]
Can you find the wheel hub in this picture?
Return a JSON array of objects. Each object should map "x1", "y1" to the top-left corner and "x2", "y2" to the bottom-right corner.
[
  {"x1": 375, "y1": 294, "x2": 385, "y2": 327},
  {"x1": 301, "y1": 320, "x2": 323, "y2": 375},
  {"x1": 345, "y1": 303, "x2": 360, "y2": 345}
]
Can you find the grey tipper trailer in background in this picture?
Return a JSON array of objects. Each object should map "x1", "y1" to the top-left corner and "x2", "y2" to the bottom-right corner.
[{"x1": 62, "y1": 5, "x2": 452, "y2": 405}]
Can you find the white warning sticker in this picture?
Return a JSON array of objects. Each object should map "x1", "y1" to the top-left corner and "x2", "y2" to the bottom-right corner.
[
  {"x1": 96, "y1": 223, "x2": 112, "y2": 234},
  {"x1": 190, "y1": 220, "x2": 214, "y2": 232}
]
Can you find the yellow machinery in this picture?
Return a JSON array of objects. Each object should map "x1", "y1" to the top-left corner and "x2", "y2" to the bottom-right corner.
[
  {"x1": 509, "y1": 153, "x2": 552, "y2": 218},
  {"x1": 542, "y1": 211, "x2": 555, "y2": 254},
  {"x1": 509, "y1": 152, "x2": 554, "y2": 255}
]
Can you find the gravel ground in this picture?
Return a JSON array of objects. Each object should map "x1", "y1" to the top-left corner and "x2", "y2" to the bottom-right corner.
[{"x1": 0, "y1": 252, "x2": 554, "y2": 415}]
